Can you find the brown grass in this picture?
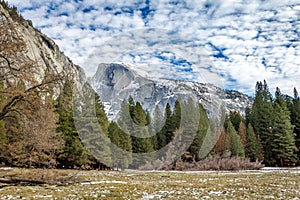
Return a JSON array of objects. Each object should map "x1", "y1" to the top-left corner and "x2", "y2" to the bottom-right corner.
[{"x1": 0, "y1": 168, "x2": 299, "y2": 199}]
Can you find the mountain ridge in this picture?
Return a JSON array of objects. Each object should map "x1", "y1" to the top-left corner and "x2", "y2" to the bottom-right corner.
[{"x1": 89, "y1": 63, "x2": 253, "y2": 120}]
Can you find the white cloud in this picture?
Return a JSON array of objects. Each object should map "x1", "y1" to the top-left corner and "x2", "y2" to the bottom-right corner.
[{"x1": 6, "y1": 0, "x2": 300, "y2": 96}]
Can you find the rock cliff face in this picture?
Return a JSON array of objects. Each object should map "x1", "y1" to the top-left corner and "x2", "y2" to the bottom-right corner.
[
  {"x1": 89, "y1": 63, "x2": 252, "y2": 120},
  {"x1": 0, "y1": 4, "x2": 85, "y2": 96}
]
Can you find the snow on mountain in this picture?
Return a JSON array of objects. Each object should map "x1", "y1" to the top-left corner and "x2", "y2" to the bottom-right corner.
[{"x1": 89, "y1": 63, "x2": 252, "y2": 121}]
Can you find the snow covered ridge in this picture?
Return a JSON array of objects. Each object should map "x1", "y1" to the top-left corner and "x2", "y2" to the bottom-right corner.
[{"x1": 89, "y1": 63, "x2": 252, "y2": 120}]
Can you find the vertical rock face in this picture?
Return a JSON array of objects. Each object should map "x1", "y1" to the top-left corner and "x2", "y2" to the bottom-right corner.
[
  {"x1": 0, "y1": 4, "x2": 86, "y2": 96},
  {"x1": 89, "y1": 63, "x2": 253, "y2": 120}
]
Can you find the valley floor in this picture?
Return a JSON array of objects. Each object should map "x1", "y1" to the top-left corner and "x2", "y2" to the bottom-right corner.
[{"x1": 0, "y1": 168, "x2": 299, "y2": 199}]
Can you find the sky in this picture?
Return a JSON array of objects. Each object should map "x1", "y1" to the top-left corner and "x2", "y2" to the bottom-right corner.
[{"x1": 6, "y1": 0, "x2": 300, "y2": 96}]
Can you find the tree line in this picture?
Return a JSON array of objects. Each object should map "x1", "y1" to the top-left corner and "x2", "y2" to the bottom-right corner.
[
  {"x1": 106, "y1": 80, "x2": 300, "y2": 168},
  {"x1": 1, "y1": 78, "x2": 299, "y2": 168},
  {"x1": 245, "y1": 81, "x2": 299, "y2": 166}
]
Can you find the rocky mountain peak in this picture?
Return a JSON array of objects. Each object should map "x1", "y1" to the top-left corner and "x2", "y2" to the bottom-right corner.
[{"x1": 89, "y1": 63, "x2": 252, "y2": 120}]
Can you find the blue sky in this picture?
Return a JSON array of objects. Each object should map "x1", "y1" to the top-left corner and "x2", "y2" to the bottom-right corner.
[{"x1": 7, "y1": 0, "x2": 300, "y2": 96}]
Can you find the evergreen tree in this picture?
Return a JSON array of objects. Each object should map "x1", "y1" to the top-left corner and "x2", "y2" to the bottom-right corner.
[
  {"x1": 132, "y1": 102, "x2": 147, "y2": 126},
  {"x1": 117, "y1": 99, "x2": 133, "y2": 134},
  {"x1": 245, "y1": 106, "x2": 252, "y2": 127},
  {"x1": 128, "y1": 95, "x2": 135, "y2": 120},
  {"x1": 294, "y1": 87, "x2": 299, "y2": 100},
  {"x1": 154, "y1": 106, "x2": 166, "y2": 150},
  {"x1": 180, "y1": 98, "x2": 200, "y2": 158},
  {"x1": 56, "y1": 80, "x2": 90, "y2": 167},
  {"x1": 188, "y1": 103, "x2": 209, "y2": 161},
  {"x1": 145, "y1": 111, "x2": 158, "y2": 152},
  {"x1": 76, "y1": 84, "x2": 113, "y2": 169},
  {"x1": 271, "y1": 88, "x2": 297, "y2": 166},
  {"x1": 149, "y1": 105, "x2": 164, "y2": 151},
  {"x1": 128, "y1": 100, "x2": 154, "y2": 168},
  {"x1": 245, "y1": 123, "x2": 260, "y2": 162},
  {"x1": 94, "y1": 93, "x2": 110, "y2": 135},
  {"x1": 251, "y1": 80, "x2": 273, "y2": 165},
  {"x1": 172, "y1": 99, "x2": 181, "y2": 130},
  {"x1": 290, "y1": 88, "x2": 300, "y2": 163},
  {"x1": 146, "y1": 112, "x2": 151, "y2": 126},
  {"x1": 229, "y1": 110, "x2": 242, "y2": 131},
  {"x1": 163, "y1": 103, "x2": 174, "y2": 144},
  {"x1": 227, "y1": 120, "x2": 245, "y2": 158},
  {"x1": 108, "y1": 122, "x2": 132, "y2": 169}
]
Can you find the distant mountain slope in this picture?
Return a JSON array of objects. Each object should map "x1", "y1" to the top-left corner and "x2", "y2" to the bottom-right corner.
[{"x1": 89, "y1": 63, "x2": 252, "y2": 120}]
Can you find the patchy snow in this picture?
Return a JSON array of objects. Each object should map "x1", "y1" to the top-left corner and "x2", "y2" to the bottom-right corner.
[
  {"x1": 90, "y1": 63, "x2": 252, "y2": 121},
  {"x1": 0, "y1": 167, "x2": 13, "y2": 171},
  {"x1": 80, "y1": 180, "x2": 127, "y2": 185},
  {"x1": 33, "y1": 195, "x2": 53, "y2": 198}
]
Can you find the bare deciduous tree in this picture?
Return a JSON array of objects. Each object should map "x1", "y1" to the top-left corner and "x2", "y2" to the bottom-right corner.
[
  {"x1": 0, "y1": 12, "x2": 63, "y2": 120},
  {"x1": 0, "y1": 5, "x2": 64, "y2": 167}
]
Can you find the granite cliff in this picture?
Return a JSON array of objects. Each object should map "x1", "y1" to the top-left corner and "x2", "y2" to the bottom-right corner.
[{"x1": 89, "y1": 63, "x2": 252, "y2": 120}]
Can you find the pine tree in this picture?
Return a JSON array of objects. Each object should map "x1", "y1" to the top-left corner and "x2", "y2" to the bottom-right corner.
[
  {"x1": 245, "y1": 106, "x2": 252, "y2": 127},
  {"x1": 94, "y1": 93, "x2": 110, "y2": 135},
  {"x1": 129, "y1": 100, "x2": 154, "y2": 168},
  {"x1": 172, "y1": 99, "x2": 181, "y2": 130},
  {"x1": 245, "y1": 123, "x2": 260, "y2": 162},
  {"x1": 230, "y1": 110, "x2": 242, "y2": 131},
  {"x1": 271, "y1": 88, "x2": 298, "y2": 166},
  {"x1": 117, "y1": 99, "x2": 133, "y2": 134},
  {"x1": 189, "y1": 103, "x2": 209, "y2": 161},
  {"x1": 56, "y1": 80, "x2": 90, "y2": 167},
  {"x1": 155, "y1": 107, "x2": 166, "y2": 151},
  {"x1": 180, "y1": 98, "x2": 200, "y2": 159},
  {"x1": 108, "y1": 122, "x2": 121, "y2": 169},
  {"x1": 132, "y1": 102, "x2": 147, "y2": 126},
  {"x1": 151, "y1": 105, "x2": 164, "y2": 150},
  {"x1": 290, "y1": 87, "x2": 300, "y2": 163},
  {"x1": 76, "y1": 84, "x2": 113, "y2": 169},
  {"x1": 227, "y1": 120, "x2": 245, "y2": 158},
  {"x1": 128, "y1": 95, "x2": 135, "y2": 120},
  {"x1": 163, "y1": 103, "x2": 174, "y2": 144},
  {"x1": 146, "y1": 112, "x2": 151, "y2": 126},
  {"x1": 145, "y1": 111, "x2": 158, "y2": 152},
  {"x1": 251, "y1": 80, "x2": 273, "y2": 165},
  {"x1": 108, "y1": 122, "x2": 132, "y2": 170}
]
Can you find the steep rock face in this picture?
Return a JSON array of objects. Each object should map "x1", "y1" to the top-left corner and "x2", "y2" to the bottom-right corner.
[
  {"x1": 89, "y1": 63, "x2": 253, "y2": 120},
  {"x1": 0, "y1": 4, "x2": 85, "y2": 95}
]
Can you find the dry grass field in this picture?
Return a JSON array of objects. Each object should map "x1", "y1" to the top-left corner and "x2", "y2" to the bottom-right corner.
[{"x1": 0, "y1": 168, "x2": 299, "y2": 199}]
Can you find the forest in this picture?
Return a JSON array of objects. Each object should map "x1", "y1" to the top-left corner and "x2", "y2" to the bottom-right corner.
[{"x1": 0, "y1": 75, "x2": 299, "y2": 169}]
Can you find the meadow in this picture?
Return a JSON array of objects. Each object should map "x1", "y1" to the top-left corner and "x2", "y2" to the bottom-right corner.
[{"x1": 0, "y1": 168, "x2": 299, "y2": 199}]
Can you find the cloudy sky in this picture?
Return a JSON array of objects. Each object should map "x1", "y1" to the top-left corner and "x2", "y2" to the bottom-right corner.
[{"x1": 7, "y1": 0, "x2": 300, "y2": 96}]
